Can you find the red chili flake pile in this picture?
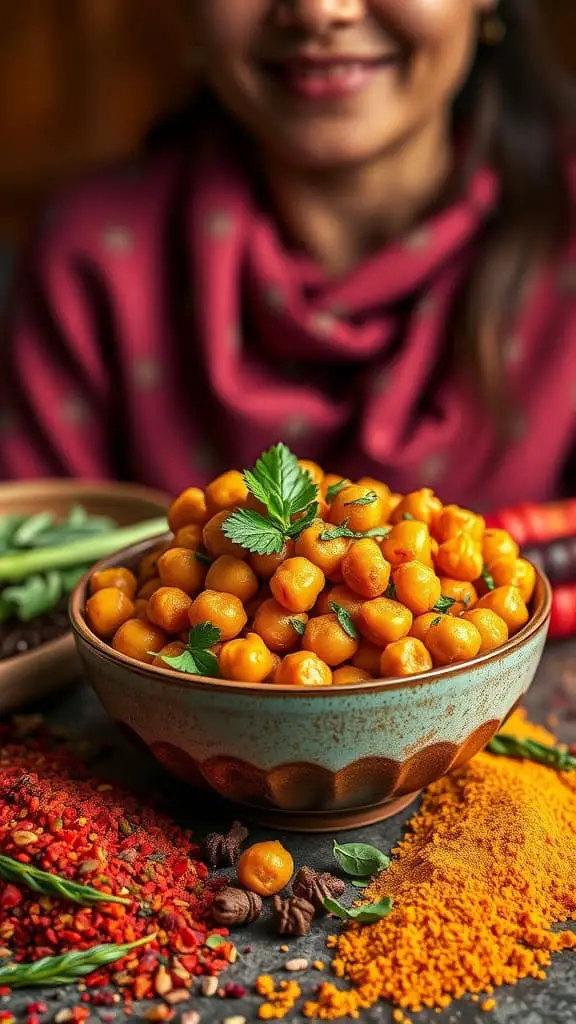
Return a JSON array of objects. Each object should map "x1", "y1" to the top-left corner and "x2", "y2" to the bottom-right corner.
[{"x1": 0, "y1": 723, "x2": 229, "y2": 1003}]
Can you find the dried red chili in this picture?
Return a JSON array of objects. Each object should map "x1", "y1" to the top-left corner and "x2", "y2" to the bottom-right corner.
[{"x1": 0, "y1": 723, "x2": 228, "y2": 1003}]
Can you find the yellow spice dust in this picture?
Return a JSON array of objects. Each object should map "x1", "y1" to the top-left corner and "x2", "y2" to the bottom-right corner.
[
  {"x1": 256, "y1": 975, "x2": 301, "y2": 1019},
  {"x1": 303, "y1": 711, "x2": 576, "y2": 1018}
]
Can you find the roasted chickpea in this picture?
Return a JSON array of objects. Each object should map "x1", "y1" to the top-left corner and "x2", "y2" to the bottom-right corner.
[
  {"x1": 134, "y1": 598, "x2": 149, "y2": 619},
  {"x1": 253, "y1": 598, "x2": 307, "y2": 653},
  {"x1": 153, "y1": 641, "x2": 186, "y2": 667},
  {"x1": 424, "y1": 616, "x2": 482, "y2": 667},
  {"x1": 203, "y1": 511, "x2": 246, "y2": 559},
  {"x1": 86, "y1": 587, "x2": 135, "y2": 639},
  {"x1": 341, "y1": 539, "x2": 391, "y2": 598},
  {"x1": 460, "y1": 609, "x2": 509, "y2": 654},
  {"x1": 438, "y1": 577, "x2": 478, "y2": 615},
  {"x1": 392, "y1": 561, "x2": 442, "y2": 615},
  {"x1": 329, "y1": 484, "x2": 387, "y2": 533},
  {"x1": 205, "y1": 555, "x2": 259, "y2": 603},
  {"x1": 137, "y1": 576, "x2": 162, "y2": 600},
  {"x1": 482, "y1": 528, "x2": 520, "y2": 567},
  {"x1": 249, "y1": 540, "x2": 295, "y2": 580},
  {"x1": 390, "y1": 488, "x2": 443, "y2": 527},
  {"x1": 476, "y1": 586, "x2": 529, "y2": 635},
  {"x1": 359, "y1": 597, "x2": 413, "y2": 646},
  {"x1": 510, "y1": 558, "x2": 536, "y2": 604},
  {"x1": 435, "y1": 533, "x2": 483, "y2": 582},
  {"x1": 90, "y1": 567, "x2": 137, "y2": 601},
  {"x1": 302, "y1": 613, "x2": 359, "y2": 666},
  {"x1": 489, "y1": 554, "x2": 521, "y2": 589},
  {"x1": 382, "y1": 521, "x2": 432, "y2": 567},
  {"x1": 189, "y1": 589, "x2": 247, "y2": 641},
  {"x1": 147, "y1": 587, "x2": 193, "y2": 633},
  {"x1": 295, "y1": 521, "x2": 351, "y2": 578},
  {"x1": 219, "y1": 632, "x2": 275, "y2": 683},
  {"x1": 270, "y1": 557, "x2": 325, "y2": 613},
  {"x1": 173, "y1": 524, "x2": 204, "y2": 550},
  {"x1": 314, "y1": 584, "x2": 365, "y2": 623},
  {"x1": 380, "y1": 637, "x2": 433, "y2": 677},
  {"x1": 168, "y1": 487, "x2": 208, "y2": 532},
  {"x1": 112, "y1": 618, "x2": 166, "y2": 664},
  {"x1": 138, "y1": 545, "x2": 168, "y2": 584},
  {"x1": 434, "y1": 505, "x2": 485, "y2": 543},
  {"x1": 205, "y1": 470, "x2": 249, "y2": 516},
  {"x1": 274, "y1": 651, "x2": 333, "y2": 687},
  {"x1": 410, "y1": 612, "x2": 447, "y2": 643},
  {"x1": 332, "y1": 666, "x2": 373, "y2": 685},
  {"x1": 387, "y1": 493, "x2": 403, "y2": 516},
  {"x1": 264, "y1": 652, "x2": 282, "y2": 683},
  {"x1": 157, "y1": 547, "x2": 206, "y2": 595},
  {"x1": 352, "y1": 640, "x2": 384, "y2": 676},
  {"x1": 298, "y1": 460, "x2": 324, "y2": 489}
]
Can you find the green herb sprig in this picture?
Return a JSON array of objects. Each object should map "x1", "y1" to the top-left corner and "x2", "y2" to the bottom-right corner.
[
  {"x1": 325, "y1": 480, "x2": 351, "y2": 503},
  {"x1": 481, "y1": 566, "x2": 496, "y2": 592},
  {"x1": 487, "y1": 734, "x2": 576, "y2": 771},
  {"x1": 289, "y1": 618, "x2": 306, "y2": 637},
  {"x1": 0, "y1": 854, "x2": 131, "y2": 907},
  {"x1": 433, "y1": 595, "x2": 456, "y2": 614},
  {"x1": 156, "y1": 623, "x2": 221, "y2": 677},
  {"x1": 319, "y1": 525, "x2": 391, "y2": 542},
  {"x1": 0, "y1": 934, "x2": 155, "y2": 989},
  {"x1": 344, "y1": 491, "x2": 378, "y2": 508},
  {"x1": 223, "y1": 444, "x2": 319, "y2": 555},
  {"x1": 323, "y1": 896, "x2": 393, "y2": 924}
]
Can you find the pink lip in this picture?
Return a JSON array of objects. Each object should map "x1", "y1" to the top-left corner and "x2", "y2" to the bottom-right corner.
[{"x1": 265, "y1": 57, "x2": 396, "y2": 101}]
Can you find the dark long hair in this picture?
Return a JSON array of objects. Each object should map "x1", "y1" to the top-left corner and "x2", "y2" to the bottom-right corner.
[
  {"x1": 453, "y1": 0, "x2": 574, "y2": 423},
  {"x1": 148, "y1": 1, "x2": 573, "y2": 423}
]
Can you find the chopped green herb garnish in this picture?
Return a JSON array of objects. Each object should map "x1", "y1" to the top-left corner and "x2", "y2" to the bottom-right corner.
[
  {"x1": 329, "y1": 603, "x2": 359, "y2": 640},
  {"x1": 156, "y1": 623, "x2": 221, "y2": 677}
]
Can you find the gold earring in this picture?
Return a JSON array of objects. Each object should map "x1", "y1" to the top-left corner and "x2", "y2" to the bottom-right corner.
[{"x1": 480, "y1": 8, "x2": 506, "y2": 45}]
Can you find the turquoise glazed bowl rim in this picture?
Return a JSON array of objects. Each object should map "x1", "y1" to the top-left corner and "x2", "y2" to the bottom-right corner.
[{"x1": 70, "y1": 534, "x2": 552, "y2": 697}]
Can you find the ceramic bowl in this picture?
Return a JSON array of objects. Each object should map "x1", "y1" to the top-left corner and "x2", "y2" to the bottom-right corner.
[
  {"x1": 71, "y1": 537, "x2": 551, "y2": 831},
  {"x1": 0, "y1": 480, "x2": 168, "y2": 712}
]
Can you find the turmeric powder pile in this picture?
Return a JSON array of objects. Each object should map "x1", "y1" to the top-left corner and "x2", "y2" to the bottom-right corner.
[{"x1": 304, "y1": 711, "x2": 576, "y2": 1018}]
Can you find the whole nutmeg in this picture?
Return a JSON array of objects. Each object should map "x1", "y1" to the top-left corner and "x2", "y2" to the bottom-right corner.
[
  {"x1": 272, "y1": 895, "x2": 315, "y2": 937},
  {"x1": 212, "y1": 886, "x2": 263, "y2": 926}
]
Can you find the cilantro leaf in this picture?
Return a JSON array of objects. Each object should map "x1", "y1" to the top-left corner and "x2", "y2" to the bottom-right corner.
[
  {"x1": 329, "y1": 602, "x2": 359, "y2": 640},
  {"x1": 344, "y1": 491, "x2": 378, "y2": 508},
  {"x1": 243, "y1": 443, "x2": 318, "y2": 527},
  {"x1": 319, "y1": 525, "x2": 391, "y2": 542},
  {"x1": 286, "y1": 502, "x2": 319, "y2": 539},
  {"x1": 159, "y1": 648, "x2": 220, "y2": 678},
  {"x1": 187, "y1": 623, "x2": 222, "y2": 650},
  {"x1": 482, "y1": 566, "x2": 496, "y2": 591},
  {"x1": 222, "y1": 508, "x2": 286, "y2": 555},
  {"x1": 433, "y1": 595, "x2": 456, "y2": 614},
  {"x1": 289, "y1": 618, "x2": 306, "y2": 637},
  {"x1": 325, "y1": 479, "x2": 351, "y2": 503}
]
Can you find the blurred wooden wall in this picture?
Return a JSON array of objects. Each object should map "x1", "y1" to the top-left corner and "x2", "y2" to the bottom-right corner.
[{"x1": 0, "y1": 0, "x2": 574, "y2": 243}]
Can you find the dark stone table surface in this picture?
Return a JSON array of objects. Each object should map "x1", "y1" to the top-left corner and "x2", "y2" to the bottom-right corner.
[{"x1": 5, "y1": 642, "x2": 576, "y2": 1024}]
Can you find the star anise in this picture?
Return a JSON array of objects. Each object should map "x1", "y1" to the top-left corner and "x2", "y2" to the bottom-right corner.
[
  {"x1": 292, "y1": 866, "x2": 345, "y2": 913},
  {"x1": 203, "y1": 821, "x2": 248, "y2": 868},
  {"x1": 272, "y1": 895, "x2": 315, "y2": 937}
]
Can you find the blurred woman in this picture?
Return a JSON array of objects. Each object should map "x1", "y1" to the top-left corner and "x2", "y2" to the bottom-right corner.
[{"x1": 0, "y1": 0, "x2": 574, "y2": 509}]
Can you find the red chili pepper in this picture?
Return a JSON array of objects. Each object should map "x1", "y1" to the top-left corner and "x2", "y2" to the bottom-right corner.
[
  {"x1": 0, "y1": 884, "x2": 22, "y2": 910},
  {"x1": 487, "y1": 500, "x2": 576, "y2": 547},
  {"x1": 548, "y1": 582, "x2": 576, "y2": 638}
]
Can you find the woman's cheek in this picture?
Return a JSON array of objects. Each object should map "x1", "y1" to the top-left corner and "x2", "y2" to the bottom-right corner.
[{"x1": 372, "y1": 0, "x2": 480, "y2": 44}]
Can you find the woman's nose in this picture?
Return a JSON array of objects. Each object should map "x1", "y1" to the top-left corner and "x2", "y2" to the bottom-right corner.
[{"x1": 276, "y1": 0, "x2": 365, "y2": 32}]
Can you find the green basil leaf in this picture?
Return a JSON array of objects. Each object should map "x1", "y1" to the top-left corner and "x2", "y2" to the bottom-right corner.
[
  {"x1": 329, "y1": 602, "x2": 359, "y2": 640},
  {"x1": 333, "y1": 841, "x2": 390, "y2": 877},
  {"x1": 323, "y1": 896, "x2": 393, "y2": 923}
]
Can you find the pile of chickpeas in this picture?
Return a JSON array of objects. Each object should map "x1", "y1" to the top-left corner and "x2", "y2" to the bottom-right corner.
[{"x1": 85, "y1": 460, "x2": 536, "y2": 686}]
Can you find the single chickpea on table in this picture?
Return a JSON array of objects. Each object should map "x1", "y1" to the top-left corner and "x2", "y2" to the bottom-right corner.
[{"x1": 85, "y1": 443, "x2": 537, "y2": 685}]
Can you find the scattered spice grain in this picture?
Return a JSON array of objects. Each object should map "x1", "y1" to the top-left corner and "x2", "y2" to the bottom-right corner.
[
  {"x1": 0, "y1": 721, "x2": 228, "y2": 1003},
  {"x1": 256, "y1": 976, "x2": 302, "y2": 1021},
  {"x1": 303, "y1": 711, "x2": 576, "y2": 1017}
]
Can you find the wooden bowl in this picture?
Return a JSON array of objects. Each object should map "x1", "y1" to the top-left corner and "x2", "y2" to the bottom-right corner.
[{"x1": 0, "y1": 480, "x2": 168, "y2": 712}]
